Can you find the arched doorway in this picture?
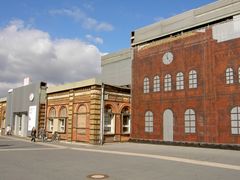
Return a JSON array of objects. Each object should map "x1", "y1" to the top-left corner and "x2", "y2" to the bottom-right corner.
[{"x1": 163, "y1": 109, "x2": 173, "y2": 141}]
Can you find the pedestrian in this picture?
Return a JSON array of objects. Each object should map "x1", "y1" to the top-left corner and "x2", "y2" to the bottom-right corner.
[
  {"x1": 39, "y1": 127, "x2": 46, "y2": 142},
  {"x1": 6, "y1": 125, "x2": 12, "y2": 135},
  {"x1": 31, "y1": 127, "x2": 37, "y2": 142}
]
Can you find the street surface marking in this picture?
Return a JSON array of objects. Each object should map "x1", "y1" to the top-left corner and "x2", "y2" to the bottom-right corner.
[
  {"x1": 0, "y1": 147, "x2": 66, "y2": 152},
  {"x1": 71, "y1": 147, "x2": 240, "y2": 171}
]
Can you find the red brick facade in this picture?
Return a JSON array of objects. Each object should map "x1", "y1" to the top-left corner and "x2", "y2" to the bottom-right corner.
[{"x1": 131, "y1": 28, "x2": 240, "y2": 144}]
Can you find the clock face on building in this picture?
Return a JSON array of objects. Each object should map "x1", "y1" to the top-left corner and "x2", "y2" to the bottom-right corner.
[
  {"x1": 162, "y1": 52, "x2": 174, "y2": 65},
  {"x1": 29, "y1": 93, "x2": 34, "y2": 102}
]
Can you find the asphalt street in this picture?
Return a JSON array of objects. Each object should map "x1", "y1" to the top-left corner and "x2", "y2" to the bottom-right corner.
[{"x1": 0, "y1": 136, "x2": 239, "y2": 180}]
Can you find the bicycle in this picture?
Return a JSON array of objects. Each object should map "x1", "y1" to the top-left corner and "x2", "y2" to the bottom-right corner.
[{"x1": 51, "y1": 132, "x2": 60, "y2": 142}]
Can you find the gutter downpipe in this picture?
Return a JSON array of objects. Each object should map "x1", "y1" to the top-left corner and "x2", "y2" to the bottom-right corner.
[{"x1": 100, "y1": 83, "x2": 105, "y2": 145}]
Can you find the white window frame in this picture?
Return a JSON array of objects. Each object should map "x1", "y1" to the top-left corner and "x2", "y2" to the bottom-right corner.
[
  {"x1": 58, "y1": 118, "x2": 66, "y2": 133},
  {"x1": 231, "y1": 107, "x2": 240, "y2": 135},
  {"x1": 238, "y1": 67, "x2": 240, "y2": 83},
  {"x1": 184, "y1": 109, "x2": 196, "y2": 133},
  {"x1": 104, "y1": 108, "x2": 115, "y2": 134},
  {"x1": 164, "y1": 74, "x2": 172, "y2": 91},
  {"x1": 122, "y1": 110, "x2": 131, "y2": 134},
  {"x1": 176, "y1": 72, "x2": 184, "y2": 90},
  {"x1": 145, "y1": 111, "x2": 153, "y2": 132},
  {"x1": 48, "y1": 108, "x2": 56, "y2": 132},
  {"x1": 189, "y1": 70, "x2": 197, "y2": 88},
  {"x1": 153, "y1": 75, "x2": 160, "y2": 92},
  {"x1": 225, "y1": 67, "x2": 234, "y2": 84},
  {"x1": 144, "y1": 77, "x2": 150, "y2": 93},
  {"x1": 48, "y1": 118, "x2": 54, "y2": 132}
]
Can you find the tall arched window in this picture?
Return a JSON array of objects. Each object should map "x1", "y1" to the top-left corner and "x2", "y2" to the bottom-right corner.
[
  {"x1": 189, "y1": 70, "x2": 197, "y2": 88},
  {"x1": 164, "y1": 74, "x2": 171, "y2": 91},
  {"x1": 145, "y1": 111, "x2": 153, "y2": 132},
  {"x1": 59, "y1": 107, "x2": 67, "y2": 132},
  {"x1": 153, "y1": 75, "x2": 160, "y2": 92},
  {"x1": 121, "y1": 107, "x2": 130, "y2": 134},
  {"x1": 104, "y1": 106, "x2": 115, "y2": 134},
  {"x1": 231, "y1": 107, "x2": 240, "y2": 134},
  {"x1": 48, "y1": 107, "x2": 56, "y2": 131},
  {"x1": 226, "y1": 67, "x2": 234, "y2": 84},
  {"x1": 77, "y1": 105, "x2": 87, "y2": 134},
  {"x1": 184, "y1": 109, "x2": 196, "y2": 133},
  {"x1": 176, "y1": 72, "x2": 184, "y2": 90},
  {"x1": 144, "y1": 77, "x2": 150, "y2": 93}
]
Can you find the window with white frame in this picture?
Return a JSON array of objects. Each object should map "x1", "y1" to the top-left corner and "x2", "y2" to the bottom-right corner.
[
  {"x1": 121, "y1": 107, "x2": 131, "y2": 134},
  {"x1": 226, "y1": 67, "x2": 234, "y2": 84},
  {"x1": 238, "y1": 67, "x2": 240, "y2": 83},
  {"x1": 144, "y1": 77, "x2": 150, "y2": 93},
  {"x1": 153, "y1": 75, "x2": 160, "y2": 92},
  {"x1": 104, "y1": 106, "x2": 115, "y2": 134},
  {"x1": 48, "y1": 108, "x2": 56, "y2": 131},
  {"x1": 145, "y1": 111, "x2": 153, "y2": 132},
  {"x1": 184, "y1": 109, "x2": 196, "y2": 133},
  {"x1": 231, "y1": 107, "x2": 240, "y2": 135},
  {"x1": 189, "y1": 70, "x2": 197, "y2": 88},
  {"x1": 176, "y1": 72, "x2": 184, "y2": 90},
  {"x1": 164, "y1": 74, "x2": 171, "y2": 91},
  {"x1": 58, "y1": 107, "x2": 67, "y2": 132}
]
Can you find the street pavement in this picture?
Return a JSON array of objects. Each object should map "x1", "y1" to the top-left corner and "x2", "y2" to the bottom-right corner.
[{"x1": 0, "y1": 136, "x2": 239, "y2": 180}]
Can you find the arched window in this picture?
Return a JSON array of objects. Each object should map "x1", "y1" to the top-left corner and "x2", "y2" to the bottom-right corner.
[
  {"x1": 59, "y1": 107, "x2": 67, "y2": 132},
  {"x1": 104, "y1": 106, "x2": 115, "y2": 134},
  {"x1": 231, "y1": 107, "x2": 240, "y2": 134},
  {"x1": 77, "y1": 105, "x2": 87, "y2": 134},
  {"x1": 184, "y1": 109, "x2": 196, "y2": 133},
  {"x1": 144, "y1": 77, "x2": 150, "y2": 93},
  {"x1": 176, "y1": 72, "x2": 184, "y2": 90},
  {"x1": 164, "y1": 74, "x2": 171, "y2": 91},
  {"x1": 48, "y1": 107, "x2": 56, "y2": 131},
  {"x1": 145, "y1": 111, "x2": 153, "y2": 132},
  {"x1": 121, "y1": 107, "x2": 130, "y2": 134},
  {"x1": 189, "y1": 70, "x2": 197, "y2": 88},
  {"x1": 153, "y1": 75, "x2": 160, "y2": 92},
  {"x1": 226, "y1": 68, "x2": 234, "y2": 84}
]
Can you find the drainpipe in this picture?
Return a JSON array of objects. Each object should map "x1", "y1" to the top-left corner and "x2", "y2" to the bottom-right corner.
[{"x1": 100, "y1": 83, "x2": 105, "y2": 145}]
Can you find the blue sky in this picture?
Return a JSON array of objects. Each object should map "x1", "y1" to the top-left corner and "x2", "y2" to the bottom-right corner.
[
  {"x1": 0, "y1": 0, "x2": 216, "y2": 97},
  {"x1": 0, "y1": 0, "x2": 216, "y2": 52}
]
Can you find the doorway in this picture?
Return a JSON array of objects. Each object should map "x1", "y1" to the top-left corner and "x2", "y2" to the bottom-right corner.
[{"x1": 163, "y1": 109, "x2": 173, "y2": 141}]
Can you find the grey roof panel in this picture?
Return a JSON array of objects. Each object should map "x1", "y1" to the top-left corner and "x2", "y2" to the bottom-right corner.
[{"x1": 132, "y1": 0, "x2": 240, "y2": 46}]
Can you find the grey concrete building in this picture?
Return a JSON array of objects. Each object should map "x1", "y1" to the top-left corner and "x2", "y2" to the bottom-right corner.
[
  {"x1": 101, "y1": 49, "x2": 132, "y2": 87},
  {"x1": 6, "y1": 82, "x2": 47, "y2": 137}
]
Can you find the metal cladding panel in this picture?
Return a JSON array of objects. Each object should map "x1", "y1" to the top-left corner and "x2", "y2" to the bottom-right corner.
[
  {"x1": 12, "y1": 83, "x2": 40, "y2": 113},
  {"x1": 101, "y1": 57, "x2": 131, "y2": 86},
  {"x1": 132, "y1": 0, "x2": 240, "y2": 46}
]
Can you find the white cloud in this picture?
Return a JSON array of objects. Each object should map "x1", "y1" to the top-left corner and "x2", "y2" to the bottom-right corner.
[
  {"x1": 0, "y1": 20, "x2": 101, "y2": 97},
  {"x1": 86, "y1": 34, "x2": 103, "y2": 44},
  {"x1": 49, "y1": 7, "x2": 114, "y2": 31}
]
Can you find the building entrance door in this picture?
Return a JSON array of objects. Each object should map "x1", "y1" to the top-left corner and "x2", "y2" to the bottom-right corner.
[{"x1": 163, "y1": 109, "x2": 173, "y2": 141}]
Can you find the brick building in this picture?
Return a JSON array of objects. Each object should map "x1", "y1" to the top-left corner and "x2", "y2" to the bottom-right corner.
[
  {"x1": 131, "y1": 0, "x2": 240, "y2": 144},
  {"x1": 46, "y1": 78, "x2": 130, "y2": 144},
  {"x1": 0, "y1": 97, "x2": 7, "y2": 135}
]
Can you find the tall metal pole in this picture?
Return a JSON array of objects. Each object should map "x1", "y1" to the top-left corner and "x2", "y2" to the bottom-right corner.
[{"x1": 100, "y1": 83, "x2": 105, "y2": 145}]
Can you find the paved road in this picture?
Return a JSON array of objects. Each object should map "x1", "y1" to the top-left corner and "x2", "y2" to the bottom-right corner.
[{"x1": 0, "y1": 136, "x2": 239, "y2": 180}]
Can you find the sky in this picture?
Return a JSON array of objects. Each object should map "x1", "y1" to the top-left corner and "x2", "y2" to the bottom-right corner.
[{"x1": 0, "y1": 0, "x2": 216, "y2": 97}]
